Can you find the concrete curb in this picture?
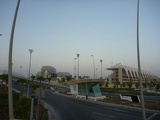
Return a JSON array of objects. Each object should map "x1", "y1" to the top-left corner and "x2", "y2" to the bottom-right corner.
[{"x1": 44, "y1": 102, "x2": 56, "y2": 120}]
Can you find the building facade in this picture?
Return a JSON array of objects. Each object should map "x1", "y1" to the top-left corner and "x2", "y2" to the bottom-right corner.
[{"x1": 106, "y1": 63, "x2": 159, "y2": 88}]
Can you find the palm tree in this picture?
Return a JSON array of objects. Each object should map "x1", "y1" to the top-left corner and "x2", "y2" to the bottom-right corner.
[
  {"x1": 135, "y1": 82, "x2": 140, "y2": 89},
  {"x1": 127, "y1": 81, "x2": 133, "y2": 90},
  {"x1": 142, "y1": 82, "x2": 147, "y2": 89},
  {"x1": 105, "y1": 82, "x2": 109, "y2": 88},
  {"x1": 37, "y1": 76, "x2": 45, "y2": 86},
  {"x1": 30, "y1": 74, "x2": 35, "y2": 83},
  {"x1": 114, "y1": 80, "x2": 120, "y2": 92},
  {"x1": 30, "y1": 74, "x2": 36, "y2": 94},
  {"x1": 155, "y1": 82, "x2": 160, "y2": 110},
  {"x1": 66, "y1": 75, "x2": 73, "y2": 82},
  {"x1": 48, "y1": 77, "x2": 52, "y2": 84},
  {"x1": 0, "y1": 74, "x2": 8, "y2": 90},
  {"x1": 30, "y1": 83, "x2": 40, "y2": 94},
  {"x1": 122, "y1": 82, "x2": 126, "y2": 88},
  {"x1": 17, "y1": 78, "x2": 27, "y2": 99}
]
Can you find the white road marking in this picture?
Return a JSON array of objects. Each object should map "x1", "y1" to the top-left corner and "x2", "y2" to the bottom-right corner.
[
  {"x1": 114, "y1": 108, "x2": 125, "y2": 112},
  {"x1": 147, "y1": 113, "x2": 158, "y2": 120},
  {"x1": 104, "y1": 107, "x2": 128, "y2": 113},
  {"x1": 93, "y1": 112, "x2": 117, "y2": 118}
]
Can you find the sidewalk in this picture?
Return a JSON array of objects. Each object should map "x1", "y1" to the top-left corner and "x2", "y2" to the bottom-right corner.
[{"x1": 44, "y1": 103, "x2": 56, "y2": 120}]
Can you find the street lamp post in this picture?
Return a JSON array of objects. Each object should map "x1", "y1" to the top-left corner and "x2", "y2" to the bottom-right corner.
[
  {"x1": 137, "y1": 0, "x2": 146, "y2": 120},
  {"x1": 27, "y1": 49, "x2": 33, "y2": 97},
  {"x1": 28, "y1": 49, "x2": 33, "y2": 78},
  {"x1": 100, "y1": 60, "x2": 103, "y2": 79},
  {"x1": 91, "y1": 55, "x2": 95, "y2": 78},
  {"x1": 96, "y1": 68, "x2": 97, "y2": 78},
  {"x1": 8, "y1": 0, "x2": 21, "y2": 119},
  {"x1": 76, "y1": 54, "x2": 80, "y2": 80},
  {"x1": 74, "y1": 58, "x2": 76, "y2": 79}
]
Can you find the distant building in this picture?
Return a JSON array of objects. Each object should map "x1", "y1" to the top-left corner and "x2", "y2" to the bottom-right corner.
[
  {"x1": 36, "y1": 66, "x2": 56, "y2": 78},
  {"x1": 106, "y1": 63, "x2": 159, "y2": 88}
]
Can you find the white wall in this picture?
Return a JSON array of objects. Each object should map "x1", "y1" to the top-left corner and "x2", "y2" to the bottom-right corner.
[{"x1": 70, "y1": 84, "x2": 78, "y2": 95}]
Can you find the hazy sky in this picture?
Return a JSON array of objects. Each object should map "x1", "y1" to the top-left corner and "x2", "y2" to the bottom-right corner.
[{"x1": 0, "y1": 0, "x2": 160, "y2": 78}]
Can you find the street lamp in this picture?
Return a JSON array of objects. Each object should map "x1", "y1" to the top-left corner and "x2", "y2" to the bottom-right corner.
[
  {"x1": 96, "y1": 68, "x2": 97, "y2": 78},
  {"x1": 8, "y1": 0, "x2": 21, "y2": 119},
  {"x1": 91, "y1": 55, "x2": 95, "y2": 78},
  {"x1": 137, "y1": 0, "x2": 146, "y2": 120},
  {"x1": 20, "y1": 66, "x2": 22, "y2": 74},
  {"x1": 100, "y1": 60, "x2": 103, "y2": 79},
  {"x1": 76, "y1": 54, "x2": 80, "y2": 80},
  {"x1": 74, "y1": 58, "x2": 76, "y2": 79},
  {"x1": 28, "y1": 49, "x2": 33, "y2": 78},
  {"x1": 27, "y1": 49, "x2": 33, "y2": 97}
]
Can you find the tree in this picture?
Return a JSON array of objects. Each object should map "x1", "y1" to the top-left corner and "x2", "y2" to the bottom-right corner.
[
  {"x1": 30, "y1": 74, "x2": 36, "y2": 94},
  {"x1": 149, "y1": 81, "x2": 154, "y2": 89},
  {"x1": 127, "y1": 81, "x2": 133, "y2": 89},
  {"x1": 114, "y1": 80, "x2": 120, "y2": 92},
  {"x1": 30, "y1": 74, "x2": 35, "y2": 83},
  {"x1": 66, "y1": 75, "x2": 73, "y2": 82},
  {"x1": 105, "y1": 82, "x2": 109, "y2": 88},
  {"x1": 17, "y1": 78, "x2": 27, "y2": 99},
  {"x1": 142, "y1": 82, "x2": 147, "y2": 88},
  {"x1": 155, "y1": 82, "x2": 160, "y2": 110},
  {"x1": 48, "y1": 77, "x2": 52, "y2": 84},
  {"x1": 37, "y1": 76, "x2": 45, "y2": 84},
  {"x1": 30, "y1": 83, "x2": 40, "y2": 94},
  {"x1": 61, "y1": 77, "x2": 65, "y2": 86},
  {"x1": 135, "y1": 82, "x2": 140, "y2": 89},
  {"x1": 0, "y1": 74, "x2": 8, "y2": 90},
  {"x1": 122, "y1": 82, "x2": 126, "y2": 88}
]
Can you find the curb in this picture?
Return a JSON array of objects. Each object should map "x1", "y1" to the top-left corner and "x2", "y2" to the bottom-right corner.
[{"x1": 44, "y1": 102, "x2": 56, "y2": 120}]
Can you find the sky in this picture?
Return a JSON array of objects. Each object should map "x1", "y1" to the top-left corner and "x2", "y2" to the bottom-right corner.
[{"x1": 0, "y1": 0, "x2": 160, "y2": 78}]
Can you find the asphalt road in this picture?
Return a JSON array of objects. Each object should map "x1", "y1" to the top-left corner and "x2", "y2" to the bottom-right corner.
[{"x1": 45, "y1": 90, "x2": 160, "y2": 120}]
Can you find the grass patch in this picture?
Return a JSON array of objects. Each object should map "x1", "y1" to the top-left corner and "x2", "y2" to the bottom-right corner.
[
  {"x1": 101, "y1": 88, "x2": 160, "y2": 96},
  {"x1": 98, "y1": 97, "x2": 160, "y2": 110},
  {"x1": 0, "y1": 91, "x2": 48, "y2": 120}
]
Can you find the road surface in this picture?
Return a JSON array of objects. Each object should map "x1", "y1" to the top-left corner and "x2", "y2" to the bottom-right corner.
[{"x1": 45, "y1": 90, "x2": 160, "y2": 120}]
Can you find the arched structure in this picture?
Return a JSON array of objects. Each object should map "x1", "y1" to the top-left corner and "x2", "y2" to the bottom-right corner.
[
  {"x1": 36, "y1": 66, "x2": 56, "y2": 78},
  {"x1": 106, "y1": 63, "x2": 158, "y2": 88}
]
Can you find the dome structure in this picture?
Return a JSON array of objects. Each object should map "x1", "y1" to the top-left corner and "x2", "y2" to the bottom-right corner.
[{"x1": 40, "y1": 66, "x2": 56, "y2": 78}]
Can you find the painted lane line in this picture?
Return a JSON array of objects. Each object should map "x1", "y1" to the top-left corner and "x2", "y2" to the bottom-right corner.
[
  {"x1": 147, "y1": 113, "x2": 158, "y2": 120},
  {"x1": 93, "y1": 112, "x2": 117, "y2": 118}
]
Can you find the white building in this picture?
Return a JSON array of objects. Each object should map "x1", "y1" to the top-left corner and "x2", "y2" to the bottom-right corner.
[{"x1": 106, "y1": 63, "x2": 159, "y2": 88}]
